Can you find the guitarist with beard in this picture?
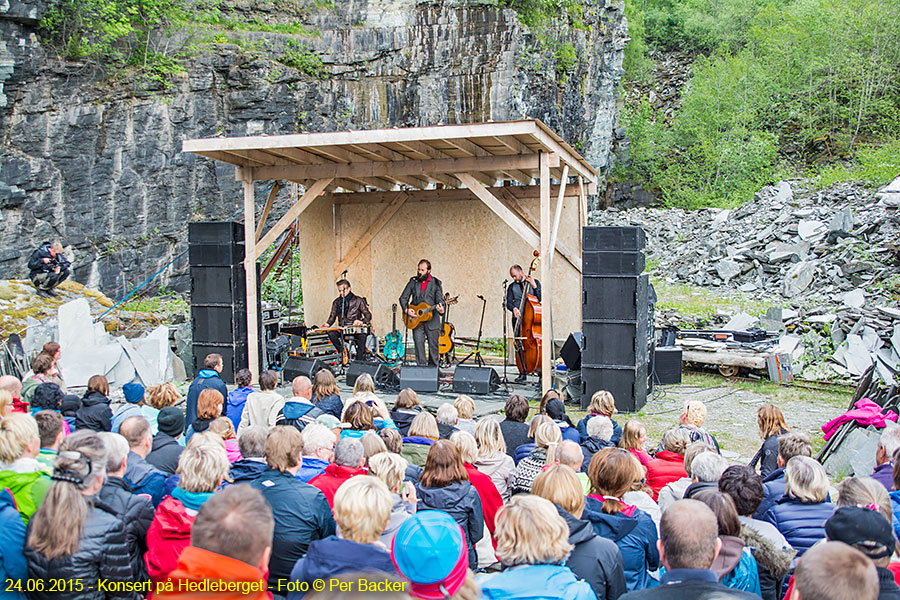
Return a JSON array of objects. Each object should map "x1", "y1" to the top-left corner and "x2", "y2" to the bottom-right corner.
[{"x1": 399, "y1": 259, "x2": 445, "y2": 366}]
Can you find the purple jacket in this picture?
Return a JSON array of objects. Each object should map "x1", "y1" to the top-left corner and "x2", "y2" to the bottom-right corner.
[{"x1": 872, "y1": 462, "x2": 894, "y2": 492}]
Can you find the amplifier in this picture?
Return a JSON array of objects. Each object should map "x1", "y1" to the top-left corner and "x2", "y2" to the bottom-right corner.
[
  {"x1": 400, "y1": 366, "x2": 439, "y2": 393},
  {"x1": 452, "y1": 366, "x2": 500, "y2": 395}
]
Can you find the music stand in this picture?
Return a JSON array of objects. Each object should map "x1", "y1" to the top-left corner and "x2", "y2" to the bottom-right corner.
[{"x1": 458, "y1": 295, "x2": 487, "y2": 368}]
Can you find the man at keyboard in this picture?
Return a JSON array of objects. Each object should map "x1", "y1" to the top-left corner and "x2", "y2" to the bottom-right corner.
[{"x1": 322, "y1": 279, "x2": 372, "y2": 360}]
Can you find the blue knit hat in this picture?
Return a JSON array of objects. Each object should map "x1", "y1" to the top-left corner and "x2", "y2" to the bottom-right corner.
[
  {"x1": 123, "y1": 382, "x2": 145, "y2": 404},
  {"x1": 391, "y1": 511, "x2": 468, "y2": 599}
]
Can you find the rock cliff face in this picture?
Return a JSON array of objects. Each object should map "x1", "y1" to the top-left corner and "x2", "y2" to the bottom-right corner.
[{"x1": 0, "y1": 0, "x2": 625, "y2": 298}]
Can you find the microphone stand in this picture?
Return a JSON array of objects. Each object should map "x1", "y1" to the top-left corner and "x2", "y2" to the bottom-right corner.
[
  {"x1": 459, "y1": 295, "x2": 487, "y2": 368},
  {"x1": 501, "y1": 279, "x2": 510, "y2": 386}
]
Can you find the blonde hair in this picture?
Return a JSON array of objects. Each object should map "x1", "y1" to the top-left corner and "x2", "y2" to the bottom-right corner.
[
  {"x1": 784, "y1": 456, "x2": 830, "y2": 503},
  {"x1": 146, "y1": 383, "x2": 180, "y2": 410},
  {"x1": 684, "y1": 441, "x2": 715, "y2": 478},
  {"x1": 0, "y1": 413, "x2": 39, "y2": 463},
  {"x1": 450, "y1": 431, "x2": 478, "y2": 464},
  {"x1": 361, "y1": 431, "x2": 387, "y2": 461},
  {"x1": 588, "y1": 448, "x2": 645, "y2": 514},
  {"x1": 408, "y1": 411, "x2": 440, "y2": 440},
  {"x1": 333, "y1": 475, "x2": 392, "y2": 544},
  {"x1": 618, "y1": 419, "x2": 645, "y2": 451},
  {"x1": 661, "y1": 427, "x2": 693, "y2": 455},
  {"x1": 494, "y1": 495, "x2": 573, "y2": 566},
  {"x1": 394, "y1": 388, "x2": 420, "y2": 410},
  {"x1": 589, "y1": 390, "x2": 617, "y2": 416},
  {"x1": 474, "y1": 417, "x2": 506, "y2": 457},
  {"x1": 264, "y1": 426, "x2": 303, "y2": 472},
  {"x1": 533, "y1": 465, "x2": 586, "y2": 518},
  {"x1": 527, "y1": 414, "x2": 552, "y2": 439},
  {"x1": 368, "y1": 451, "x2": 408, "y2": 492},
  {"x1": 0, "y1": 389, "x2": 13, "y2": 416},
  {"x1": 177, "y1": 442, "x2": 230, "y2": 493},
  {"x1": 836, "y1": 476, "x2": 892, "y2": 524},
  {"x1": 353, "y1": 373, "x2": 376, "y2": 395},
  {"x1": 534, "y1": 421, "x2": 562, "y2": 464},
  {"x1": 454, "y1": 395, "x2": 476, "y2": 420},
  {"x1": 208, "y1": 417, "x2": 236, "y2": 440},
  {"x1": 681, "y1": 400, "x2": 707, "y2": 428}
]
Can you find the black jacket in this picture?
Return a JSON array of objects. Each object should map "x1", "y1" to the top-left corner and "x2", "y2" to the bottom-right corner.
[
  {"x1": 25, "y1": 498, "x2": 137, "y2": 599},
  {"x1": 557, "y1": 505, "x2": 627, "y2": 600},
  {"x1": 416, "y1": 481, "x2": 483, "y2": 569},
  {"x1": 75, "y1": 390, "x2": 113, "y2": 432},
  {"x1": 229, "y1": 459, "x2": 268, "y2": 484},
  {"x1": 325, "y1": 292, "x2": 372, "y2": 327},
  {"x1": 750, "y1": 432, "x2": 785, "y2": 479},
  {"x1": 145, "y1": 433, "x2": 184, "y2": 475},
  {"x1": 879, "y1": 567, "x2": 900, "y2": 600},
  {"x1": 250, "y1": 468, "x2": 336, "y2": 588},
  {"x1": 683, "y1": 480, "x2": 719, "y2": 500},
  {"x1": 500, "y1": 420, "x2": 530, "y2": 458},
  {"x1": 399, "y1": 274, "x2": 444, "y2": 331},
  {"x1": 581, "y1": 436, "x2": 616, "y2": 472},
  {"x1": 438, "y1": 422, "x2": 457, "y2": 440},
  {"x1": 96, "y1": 476, "x2": 154, "y2": 583},
  {"x1": 505, "y1": 278, "x2": 541, "y2": 311},
  {"x1": 391, "y1": 407, "x2": 421, "y2": 436},
  {"x1": 620, "y1": 570, "x2": 759, "y2": 600},
  {"x1": 27, "y1": 242, "x2": 70, "y2": 277}
]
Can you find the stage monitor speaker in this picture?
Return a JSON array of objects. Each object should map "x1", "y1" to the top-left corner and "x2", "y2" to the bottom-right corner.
[
  {"x1": 345, "y1": 361, "x2": 399, "y2": 389},
  {"x1": 581, "y1": 363, "x2": 649, "y2": 412},
  {"x1": 654, "y1": 347, "x2": 683, "y2": 385},
  {"x1": 283, "y1": 356, "x2": 332, "y2": 381},
  {"x1": 583, "y1": 251, "x2": 645, "y2": 276},
  {"x1": 582, "y1": 319, "x2": 650, "y2": 367},
  {"x1": 583, "y1": 275, "x2": 649, "y2": 321},
  {"x1": 583, "y1": 226, "x2": 646, "y2": 252},
  {"x1": 400, "y1": 366, "x2": 439, "y2": 393},
  {"x1": 560, "y1": 332, "x2": 583, "y2": 371},
  {"x1": 452, "y1": 366, "x2": 500, "y2": 395}
]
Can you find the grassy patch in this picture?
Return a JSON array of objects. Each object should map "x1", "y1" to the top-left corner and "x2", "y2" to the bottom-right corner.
[
  {"x1": 118, "y1": 291, "x2": 189, "y2": 322},
  {"x1": 652, "y1": 278, "x2": 783, "y2": 325}
]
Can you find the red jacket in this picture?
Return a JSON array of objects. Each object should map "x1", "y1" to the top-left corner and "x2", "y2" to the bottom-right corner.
[
  {"x1": 645, "y1": 451, "x2": 687, "y2": 501},
  {"x1": 150, "y1": 546, "x2": 271, "y2": 600},
  {"x1": 309, "y1": 463, "x2": 367, "y2": 508},
  {"x1": 464, "y1": 464, "x2": 503, "y2": 536},
  {"x1": 145, "y1": 496, "x2": 195, "y2": 583}
]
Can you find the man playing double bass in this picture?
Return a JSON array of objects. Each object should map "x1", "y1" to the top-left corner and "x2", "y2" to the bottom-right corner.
[
  {"x1": 322, "y1": 279, "x2": 371, "y2": 360},
  {"x1": 399, "y1": 259, "x2": 445, "y2": 366},
  {"x1": 506, "y1": 264, "x2": 541, "y2": 382}
]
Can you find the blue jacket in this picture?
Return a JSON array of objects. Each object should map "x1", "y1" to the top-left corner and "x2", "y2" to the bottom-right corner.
[
  {"x1": 584, "y1": 496, "x2": 660, "y2": 592},
  {"x1": 578, "y1": 415, "x2": 622, "y2": 445},
  {"x1": 111, "y1": 405, "x2": 159, "y2": 436},
  {"x1": 287, "y1": 536, "x2": 396, "y2": 600},
  {"x1": 889, "y1": 490, "x2": 900, "y2": 541},
  {"x1": 763, "y1": 497, "x2": 835, "y2": 556},
  {"x1": 0, "y1": 489, "x2": 26, "y2": 599},
  {"x1": 514, "y1": 442, "x2": 535, "y2": 465},
  {"x1": 250, "y1": 469, "x2": 336, "y2": 587},
  {"x1": 124, "y1": 451, "x2": 166, "y2": 507},
  {"x1": 226, "y1": 386, "x2": 253, "y2": 430},
  {"x1": 185, "y1": 370, "x2": 227, "y2": 431},
  {"x1": 276, "y1": 400, "x2": 319, "y2": 431},
  {"x1": 560, "y1": 425, "x2": 581, "y2": 444},
  {"x1": 753, "y1": 467, "x2": 786, "y2": 520},
  {"x1": 229, "y1": 459, "x2": 269, "y2": 484},
  {"x1": 720, "y1": 546, "x2": 762, "y2": 595},
  {"x1": 296, "y1": 457, "x2": 330, "y2": 483},
  {"x1": 313, "y1": 393, "x2": 343, "y2": 419},
  {"x1": 480, "y1": 564, "x2": 596, "y2": 600}
]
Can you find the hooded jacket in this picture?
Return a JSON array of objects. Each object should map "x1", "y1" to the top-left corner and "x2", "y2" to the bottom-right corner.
[
  {"x1": 112, "y1": 405, "x2": 159, "y2": 436},
  {"x1": 309, "y1": 463, "x2": 367, "y2": 508},
  {"x1": 583, "y1": 496, "x2": 660, "y2": 592},
  {"x1": 646, "y1": 451, "x2": 687, "y2": 501},
  {"x1": 683, "y1": 480, "x2": 719, "y2": 500},
  {"x1": 380, "y1": 492, "x2": 415, "y2": 548},
  {"x1": 146, "y1": 433, "x2": 184, "y2": 476},
  {"x1": 890, "y1": 490, "x2": 900, "y2": 542},
  {"x1": 238, "y1": 390, "x2": 284, "y2": 434},
  {"x1": 754, "y1": 467, "x2": 786, "y2": 520},
  {"x1": 225, "y1": 386, "x2": 253, "y2": 431},
  {"x1": 125, "y1": 451, "x2": 166, "y2": 507},
  {"x1": 185, "y1": 370, "x2": 227, "y2": 430},
  {"x1": 400, "y1": 436, "x2": 434, "y2": 468},
  {"x1": 513, "y1": 442, "x2": 535, "y2": 465},
  {"x1": 657, "y1": 477, "x2": 692, "y2": 513},
  {"x1": 711, "y1": 535, "x2": 761, "y2": 595},
  {"x1": 479, "y1": 564, "x2": 596, "y2": 600},
  {"x1": 474, "y1": 452, "x2": 515, "y2": 501},
  {"x1": 150, "y1": 546, "x2": 268, "y2": 600},
  {"x1": 763, "y1": 496, "x2": 835, "y2": 556},
  {"x1": 556, "y1": 505, "x2": 627, "y2": 600},
  {"x1": 390, "y1": 407, "x2": 421, "y2": 436},
  {"x1": 25, "y1": 498, "x2": 136, "y2": 599},
  {"x1": 580, "y1": 436, "x2": 616, "y2": 472},
  {"x1": 0, "y1": 469, "x2": 50, "y2": 523},
  {"x1": 228, "y1": 459, "x2": 268, "y2": 484},
  {"x1": 287, "y1": 536, "x2": 396, "y2": 600},
  {"x1": 740, "y1": 524, "x2": 794, "y2": 600},
  {"x1": 144, "y1": 495, "x2": 196, "y2": 583},
  {"x1": 0, "y1": 489, "x2": 26, "y2": 600},
  {"x1": 417, "y1": 481, "x2": 484, "y2": 569},
  {"x1": 75, "y1": 390, "x2": 113, "y2": 432},
  {"x1": 97, "y1": 476, "x2": 155, "y2": 583},
  {"x1": 577, "y1": 415, "x2": 622, "y2": 446},
  {"x1": 275, "y1": 399, "x2": 319, "y2": 432},
  {"x1": 312, "y1": 393, "x2": 343, "y2": 419}
]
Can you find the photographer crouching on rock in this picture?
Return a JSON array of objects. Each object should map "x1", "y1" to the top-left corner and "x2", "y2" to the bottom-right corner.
[{"x1": 28, "y1": 241, "x2": 70, "y2": 298}]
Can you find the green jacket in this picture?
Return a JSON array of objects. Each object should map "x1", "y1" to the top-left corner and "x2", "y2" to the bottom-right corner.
[
  {"x1": 400, "y1": 440, "x2": 433, "y2": 468},
  {"x1": 0, "y1": 469, "x2": 51, "y2": 523}
]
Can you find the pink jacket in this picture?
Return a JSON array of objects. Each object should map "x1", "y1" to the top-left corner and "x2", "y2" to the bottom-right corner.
[
  {"x1": 224, "y1": 438, "x2": 242, "y2": 463},
  {"x1": 822, "y1": 398, "x2": 898, "y2": 440}
]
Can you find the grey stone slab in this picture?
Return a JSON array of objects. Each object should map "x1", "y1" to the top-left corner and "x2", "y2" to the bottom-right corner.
[
  {"x1": 724, "y1": 312, "x2": 758, "y2": 331},
  {"x1": 783, "y1": 261, "x2": 816, "y2": 297},
  {"x1": 58, "y1": 344, "x2": 129, "y2": 388},
  {"x1": 824, "y1": 427, "x2": 880, "y2": 478},
  {"x1": 119, "y1": 338, "x2": 159, "y2": 387},
  {"x1": 58, "y1": 298, "x2": 95, "y2": 351},
  {"x1": 772, "y1": 181, "x2": 793, "y2": 204},
  {"x1": 829, "y1": 207, "x2": 853, "y2": 233},
  {"x1": 843, "y1": 288, "x2": 865, "y2": 309},
  {"x1": 716, "y1": 259, "x2": 742, "y2": 283},
  {"x1": 845, "y1": 334, "x2": 874, "y2": 375},
  {"x1": 798, "y1": 219, "x2": 827, "y2": 241}
]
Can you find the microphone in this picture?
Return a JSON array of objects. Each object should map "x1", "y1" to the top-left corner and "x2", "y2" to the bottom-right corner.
[
  {"x1": 477, "y1": 295, "x2": 485, "y2": 300},
  {"x1": 340, "y1": 269, "x2": 348, "y2": 277},
  {"x1": 502, "y1": 279, "x2": 508, "y2": 285}
]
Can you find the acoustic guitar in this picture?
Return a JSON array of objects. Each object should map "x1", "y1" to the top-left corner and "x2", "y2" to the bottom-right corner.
[
  {"x1": 383, "y1": 304, "x2": 403, "y2": 363},
  {"x1": 438, "y1": 293, "x2": 459, "y2": 356}
]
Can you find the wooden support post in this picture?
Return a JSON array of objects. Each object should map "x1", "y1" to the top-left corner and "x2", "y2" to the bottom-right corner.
[
  {"x1": 242, "y1": 176, "x2": 260, "y2": 379},
  {"x1": 334, "y1": 192, "x2": 408, "y2": 278},
  {"x1": 540, "y1": 152, "x2": 552, "y2": 395},
  {"x1": 334, "y1": 202, "x2": 342, "y2": 272},
  {"x1": 548, "y1": 164, "x2": 569, "y2": 269},
  {"x1": 255, "y1": 178, "x2": 334, "y2": 255},
  {"x1": 456, "y1": 173, "x2": 540, "y2": 248},
  {"x1": 254, "y1": 181, "x2": 280, "y2": 242},
  {"x1": 577, "y1": 176, "x2": 588, "y2": 230}
]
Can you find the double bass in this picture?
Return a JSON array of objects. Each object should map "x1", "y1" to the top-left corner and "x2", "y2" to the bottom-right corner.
[{"x1": 513, "y1": 252, "x2": 542, "y2": 376}]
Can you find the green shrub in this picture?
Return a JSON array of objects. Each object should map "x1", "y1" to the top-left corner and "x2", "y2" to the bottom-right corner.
[{"x1": 278, "y1": 39, "x2": 327, "y2": 78}]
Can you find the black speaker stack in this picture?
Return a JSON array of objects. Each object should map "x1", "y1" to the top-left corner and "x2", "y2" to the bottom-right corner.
[
  {"x1": 581, "y1": 226, "x2": 654, "y2": 412},
  {"x1": 189, "y1": 222, "x2": 262, "y2": 384}
]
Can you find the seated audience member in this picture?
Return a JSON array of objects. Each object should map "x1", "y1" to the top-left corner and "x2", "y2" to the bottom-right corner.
[
  {"x1": 619, "y1": 499, "x2": 759, "y2": 600},
  {"x1": 619, "y1": 419, "x2": 652, "y2": 467},
  {"x1": 60, "y1": 394, "x2": 80, "y2": 430},
  {"x1": 451, "y1": 432, "x2": 503, "y2": 553},
  {"x1": 160, "y1": 432, "x2": 226, "y2": 499},
  {"x1": 0, "y1": 376, "x2": 25, "y2": 414},
  {"x1": 112, "y1": 382, "x2": 159, "y2": 435},
  {"x1": 0, "y1": 486, "x2": 26, "y2": 593},
  {"x1": 311, "y1": 369, "x2": 343, "y2": 420},
  {"x1": 229, "y1": 425, "x2": 269, "y2": 484},
  {"x1": 75, "y1": 374, "x2": 113, "y2": 432},
  {"x1": 581, "y1": 415, "x2": 616, "y2": 472},
  {"x1": 275, "y1": 376, "x2": 318, "y2": 432},
  {"x1": 238, "y1": 370, "x2": 284, "y2": 433},
  {"x1": 826, "y1": 505, "x2": 900, "y2": 600},
  {"x1": 317, "y1": 414, "x2": 342, "y2": 441},
  {"x1": 144, "y1": 437, "x2": 231, "y2": 583},
  {"x1": 584, "y1": 447, "x2": 660, "y2": 592},
  {"x1": 145, "y1": 383, "x2": 181, "y2": 412},
  {"x1": 791, "y1": 541, "x2": 879, "y2": 600},
  {"x1": 683, "y1": 451, "x2": 729, "y2": 499},
  {"x1": 186, "y1": 353, "x2": 227, "y2": 429},
  {"x1": 478, "y1": 495, "x2": 595, "y2": 600},
  {"x1": 751, "y1": 404, "x2": 789, "y2": 479},
  {"x1": 662, "y1": 400, "x2": 719, "y2": 452},
  {"x1": 156, "y1": 485, "x2": 273, "y2": 600},
  {"x1": 380, "y1": 427, "x2": 422, "y2": 484},
  {"x1": 763, "y1": 455, "x2": 835, "y2": 556},
  {"x1": 0, "y1": 413, "x2": 50, "y2": 522},
  {"x1": 208, "y1": 417, "x2": 241, "y2": 462},
  {"x1": 341, "y1": 397, "x2": 397, "y2": 439},
  {"x1": 30, "y1": 383, "x2": 69, "y2": 436},
  {"x1": 658, "y1": 441, "x2": 714, "y2": 512},
  {"x1": 368, "y1": 452, "x2": 416, "y2": 547},
  {"x1": 25, "y1": 432, "x2": 136, "y2": 593},
  {"x1": 436, "y1": 403, "x2": 459, "y2": 439},
  {"x1": 416, "y1": 439, "x2": 484, "y2": 569},
  {"x1": 390, "y1": 388, "x2": 422, "y2": 436},
  {"x1": 361, "y1": 431, "x2": 387, "y2": 465},
  {"x1": 473, "y1": 417, "x2": 515, "y2": 501},
  {"x1": 454, "y1": 395, "x2": 477, "y2": 435},
  {"x1": 310, "y1": 437, "x2": 367, "y2": 508},
  {"x1": 186, "y1": 388, "x2": 224, "y2": 440},
  {"x1": 289, "y1": 476, "x2": 397, "y2": 598},
  {"x1": 0, "y1": 389, "x2": 14, "y2": 420},
  {"x1": 510, "y1": 421, "x2": 562, "y2": 495},
  {"x1": 499, "y1": 394, "x2": 531, "y2": 458},
  {"x1": 718, "y1": 465, "x2": 795, "y2": 600},
  {"x1": 533, "y1": 464, "x2": 627, "y2": 600},
  {"x1": 559, "y1": 440, "x2": 590, "y2": 495},
  {"x1": 146, "y1": 407, "x2": 185, "y2": 475},
  {"x1": 402, "y1": 411, "x2": 440, "y2": 468},
  {"x1": 348, "y1": 373, "x2": 379, "y2": 405},
  {"x1": 578, "y1": 390, "x2": 622, "y2": 445},
  {"x1": 514, "y1": 414, "x2": 552, "y2": 465},
  {"x1": 646, "y1": 428, "x2": 692, "y2": 501},
  {"x1": 540, "y1": 391, "x2": 579, "y2": 443},
  {"x1": 225, "y1": 368, "x2": 253, "y2": 431},
  {"x1": 623, "y1": 466, "x2": 662, "y2": 529},
  {"x1": 250, "y1": 426, "x2": 335, "y2": 588},
  {"x1": 120, "y1": 415, "x2": 166, "y2": 506},
  {"x1": 391, "y1": 511, "x2": 481, "y2": 600},
  {"x1": 20, "y1": 355, "x2": 55, "y2": 407},
  {"x1": 754, "y1": 431, "x2": 813, "y2": 519},
  {"x1": 33, "y1": 410, "x2": 65, "y2": 472},
  {"x1": 296, "y1": 423, "x2": 336, "y2": 483},
  {"x1": 873, "y1": 425, "x2": 900, "y2": 491},
  {"x1": 693, "y1": 490, "x2": 762, "y2": 594},
  {"x1": 97, "y1": 431, "x2": 154, "y2": 582}
]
